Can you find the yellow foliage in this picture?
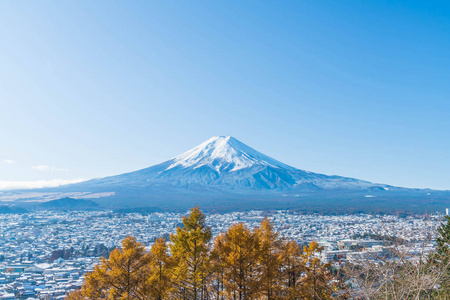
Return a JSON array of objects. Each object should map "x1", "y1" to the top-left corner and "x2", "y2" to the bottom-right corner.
[
  {"x1": 256, "y1": 218, "x2": 284, "y2": 300},
  {"x1": 66, "y1": 207, "x2": 344, "y2": 300},
  {"x1": 65, "y1": 289, "x2": 84, "y2": 300},
  {"x1": 147, "y1": 237, "x2": 174, "y2": 300},
  {"x1": 280, "y1": 240, "x2": 303, "y2": 299},
  {"x1": 298, "y1": 241, "x2": 334, "y2": 300},
  {"x1": 213, "y1": 222, "x2": 262, "y2": 299},
  {"x1": 170, "y1": 205, "x2": 212, "y2": 300},
  {"x1": 68, "y1": 236, "x2": 152, "y2": 300}
]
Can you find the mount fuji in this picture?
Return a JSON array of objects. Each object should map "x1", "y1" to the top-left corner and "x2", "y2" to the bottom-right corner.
[
  {"x1": 4, "y1": 136, "x2": 450, "y2": 213},
  {"x1": 81, "y1": 136, "x2": 390, "y2": 192}
]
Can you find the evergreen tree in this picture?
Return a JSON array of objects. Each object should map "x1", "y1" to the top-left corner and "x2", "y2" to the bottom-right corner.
[{"x1": 431, "y1": 215, "x2": 450, "y2": 296}]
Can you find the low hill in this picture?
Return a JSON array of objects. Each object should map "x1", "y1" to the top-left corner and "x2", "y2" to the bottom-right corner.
[
  {"x1": 39, "y1": 197, "x2": 99, "y2": 210},
  {"x1": 0, "y1": 206, "x2": 27, "y2": 214}
]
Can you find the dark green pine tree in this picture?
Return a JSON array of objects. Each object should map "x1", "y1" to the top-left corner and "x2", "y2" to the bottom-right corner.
[{"x1": 431, "y1": 215, "x2": 450, "y2": 296}]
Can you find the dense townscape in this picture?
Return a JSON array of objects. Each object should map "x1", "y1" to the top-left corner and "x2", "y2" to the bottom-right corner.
[{"x1": 0, "y1": 209, "x2": 444, "y2": 299}]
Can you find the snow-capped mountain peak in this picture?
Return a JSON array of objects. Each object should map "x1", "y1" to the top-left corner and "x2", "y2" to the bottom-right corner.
[
  {"x1": 77, "y1": 135, "x2": 392, "y2": 193},
  {"x1": 166, "y1": 136, "x2": 293, "y2": 173},
  {"x1": 12, "y1": 136, "x2": 441, "y2": 213},
  {"x1": 6, "y1": 136, "x2": 443, "y2": 213}
]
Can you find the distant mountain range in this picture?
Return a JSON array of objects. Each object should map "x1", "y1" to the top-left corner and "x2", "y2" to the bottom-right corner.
[{"x1": 2, "y1": 136, "x2": 450, "y2": 213}]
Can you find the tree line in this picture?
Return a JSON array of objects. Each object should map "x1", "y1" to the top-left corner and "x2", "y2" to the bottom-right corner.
[
  {"x1": 67, "y1": 207, "x2": 450, "y2": 299},
  {"x1": 67, "y1": 206, "x2": 343, "y2": 299}
]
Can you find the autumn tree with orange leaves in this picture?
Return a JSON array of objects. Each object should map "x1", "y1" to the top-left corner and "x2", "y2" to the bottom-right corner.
[
  {"x1": 147, "y1": 237, "x2": 174, "y2": 300},
  {"x1": 67, "y1": 236, "x2": 152, "y2": 300},
  {"x1": 170, "y1": 206, "x2": 212, "y2": 300},
  {"x1": 298, "y1": 241, "x2": 335, "y2": 300},
  {"x1": 280, "y1": 240, "x2": 304, "y2": 299},
  {"x1": 213, "y1": 222, "x2": 262, "y2": 299},
  {"x1": 67, "y1": 207, "x2": 343, "y2": 300},
  {"x1": 256, "y1": 218, "x2": 284, "y2": 300}
]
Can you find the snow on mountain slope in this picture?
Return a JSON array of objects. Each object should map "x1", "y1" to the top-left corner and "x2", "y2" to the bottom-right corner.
[
  {"x1": 166, "y1": 136, "x2": 295, "y2": 173},
  {"x1": 7, "y1": 136, "x2": 447, "y2": 213},
  {"x1": 81, "y1": 136, "x2": 392, "y2": 192}
]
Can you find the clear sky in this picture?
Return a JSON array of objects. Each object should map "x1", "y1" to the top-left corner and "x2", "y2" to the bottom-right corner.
[{"x1": 1, "y1": 0, "x2": 449, "y2": 190}]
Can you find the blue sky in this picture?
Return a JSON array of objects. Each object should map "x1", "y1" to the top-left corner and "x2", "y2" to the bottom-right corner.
[{"x1": 1, "y1": 0, "x2": 449, "y2": 190}]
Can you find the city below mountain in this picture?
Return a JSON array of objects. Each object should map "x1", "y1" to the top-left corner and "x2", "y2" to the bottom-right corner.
[{"x1": 3, "y1": 136, "x2": 450, "y2": 214}]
